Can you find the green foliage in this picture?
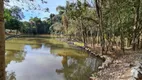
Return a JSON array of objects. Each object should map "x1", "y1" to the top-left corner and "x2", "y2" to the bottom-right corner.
[
  {"x1": 20, "y1": 21, "x2": 30, "y2": 33},
  {"x1": 4, "y1": 9, "x2": 12, "y2": 21},
  {"x1": 52, "y1": 0, "x2": 142, "y2": 51},
  {"x1": 50, "y1": 22, "x2": 64, "y2": 34},
  {"x1": 4, "y1": 6, "x2": 24, "y2": 31},
  {"x1": 20, "y1": 17, "x2": 51, "y2": 34},
  {"x1": 5, "y1": 18, "x2": 21, "y2": 30}
]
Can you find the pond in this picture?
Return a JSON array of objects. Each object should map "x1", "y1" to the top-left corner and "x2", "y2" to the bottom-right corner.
[{"x1": 5, "y1": 37, "x2": 103, "y2": 80}]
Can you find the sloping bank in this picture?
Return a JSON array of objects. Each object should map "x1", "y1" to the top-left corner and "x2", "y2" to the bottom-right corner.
[
  {"x1": 66, "y1": 41, "x2": 114, "y2": 79},
  {"x1": 5, "y1": 35, "x2": 52, "y2": 40},
  {"x1": 66, "y1": 41, "x2": 142, "y2": 80},
  {"x1": 70, "y1": 41, "x2": 113, "y2": 69},
  {"x1": 5, "y1": 35, "x2": 21, "y2": 40}
]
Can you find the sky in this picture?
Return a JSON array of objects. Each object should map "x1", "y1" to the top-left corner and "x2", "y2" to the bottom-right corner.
[{"x1": 5, "y1": 0, "x2": 67, "y2": 21}]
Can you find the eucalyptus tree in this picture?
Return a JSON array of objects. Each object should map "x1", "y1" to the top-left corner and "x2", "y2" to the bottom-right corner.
[
  {"x1": 56, "y1": 1, "x2": 70, "y2": 34},
  {"x1": 63, "y1": 0, "x2": 92, "y2": 44},
  {"x1": 49, "y1": 22, "x2": 64, "y2": 35},
  {"x1": 63, "y1": 0, "x2": 142, "y2": 53},
  {"x1": 132, "y1": 0, "x2": 141, "y2": 50},
  {"x1": 101, "y1": 0, "x2": 142, "y2": 52},
  {"x1": 56, "y1": 0, "x2": 97, "y2": 45},
  {"x1": 92, "y1": 0, "x2": 137, "y2": 52}
]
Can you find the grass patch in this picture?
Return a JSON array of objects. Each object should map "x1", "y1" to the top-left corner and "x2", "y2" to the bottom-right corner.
[{"x1": 74, "y1": 42, "x2": 84, "y2": 47}]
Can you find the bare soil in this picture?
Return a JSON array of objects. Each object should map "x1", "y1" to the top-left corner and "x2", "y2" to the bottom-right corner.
[{"x1": 94, "y1": 50, "x2": 142, "y2": 80}]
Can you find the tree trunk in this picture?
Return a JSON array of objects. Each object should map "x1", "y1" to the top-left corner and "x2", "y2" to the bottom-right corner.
[
  {"x1": 95, "y1": 0, "x2": 104, "y2": 54},
  {"x1": 120, "y1": 33, "x2": 125, "y2": 52},
  {"x1": 62, "y1": 15, "x2": 68, "y2": 34},
  {"x1": 96, "y1": 28, "x2": 99, "y2": 44},
  {"x1": 137, "y1": 36, "x2": 140, "y2": 49},
  {"x1": 80, "y1": 18, "x2": 86, "y2": 45},
  {"x1": 140, "y1": 38, "x2": 142, "y2": 49},
  {"x1": 16, "y1": 29, "x2": 18, "y2": 35},
  {"x1": 132, "y1": 0, "x2": 140, "y2": 51},
  {"x1": 90, "y1": 28, "x2": 94, "y2": 48},
  {"x1": 0, "y1": 0, "x2": 5, "y2": 80}
]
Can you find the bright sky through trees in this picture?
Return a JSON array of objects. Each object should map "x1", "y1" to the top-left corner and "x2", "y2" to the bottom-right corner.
[{"x1": 5, "y1": 0, "x2": 66, "y2": 21}]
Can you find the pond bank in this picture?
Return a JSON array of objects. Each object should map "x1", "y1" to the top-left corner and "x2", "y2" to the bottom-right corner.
[
  {"x1": 5, "y1": 35, "x2": 21, "y2": 40},
  {"x1": 5, "y1": 35, "x2": 51, "y2": 40},
  {"x1": 63, "y1": 39, "x2": 142, "y2": 80},
  {"x1": 60, "y1": 39, "x2": 113, "y2": 79}
]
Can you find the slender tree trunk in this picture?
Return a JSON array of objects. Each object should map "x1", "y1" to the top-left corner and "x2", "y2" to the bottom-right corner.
[
  {"x1": 132, "y1": 0, "x2": 140, "y2": 51},
  {"x1": 95, "y1": 0, "x2": 104, "y2": 54},
  {"x1": 120, "y1": 32, "x2": 125, "y2": 52},
  {"x1": 16, "y1": 29, "x2": 18, "y2": 35},
  {"x1": 96, "y1": 28, "x2": 99, "y2": 44},
  {"x1": 62, "y1": 15, "x2": 68, "y2": 34},
  {"x1": 140, "y1": 38, "x2": 142, "y2": 49},
  {"x1": 80, "y1": 18, "x2": 86, "y2": 45},
  {"x1": 83, "y1": 27, "x2": 87, "y2": 46},
  {"x1": 137, "y1": 36, "x2": 140, "y2": 49},
  {"x1": 90, "y1": 28, "x2": 94, "y2": 48},
  {"x1": 0, "y1": 0, "x2": 5, "y2": 80}
]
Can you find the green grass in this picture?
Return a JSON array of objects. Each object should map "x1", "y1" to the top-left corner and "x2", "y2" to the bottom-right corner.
[{"x1": 73, "y1": 42, "x2": 84, "y2": 47}]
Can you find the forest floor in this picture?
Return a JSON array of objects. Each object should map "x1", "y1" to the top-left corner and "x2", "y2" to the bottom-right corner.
[{"x1": 93, "y1": 50, "x2": 142, "y2": 80}]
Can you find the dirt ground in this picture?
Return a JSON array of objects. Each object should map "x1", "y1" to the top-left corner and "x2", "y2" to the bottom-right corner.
[{"x1": 94, "y1": 50, "x2": 142, "y2": 80}]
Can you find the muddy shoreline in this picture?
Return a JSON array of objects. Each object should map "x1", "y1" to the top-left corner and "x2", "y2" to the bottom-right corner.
[
  {"x1": 64, "y1": 40, "x2": 142, "y2": 80},
  {"x1": 64, "y1": 40, "x2": 114, "y2": 79}
]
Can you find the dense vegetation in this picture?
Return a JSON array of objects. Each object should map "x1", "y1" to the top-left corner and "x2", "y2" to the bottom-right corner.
[
  {"x1": 50, "y1": 0, "x2": 142, "y2": 54},
  {"x1": 4, "y1": 7, "x2": 52, "y2": 34}
]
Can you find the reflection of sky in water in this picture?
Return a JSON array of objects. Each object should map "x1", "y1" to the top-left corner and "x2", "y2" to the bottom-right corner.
[
  {"x1": 6, "y1": 44, "x2": 64, "y2": 80},
  {"x1": 6, "y1": 39, "x2": 103, "y2": 80}
]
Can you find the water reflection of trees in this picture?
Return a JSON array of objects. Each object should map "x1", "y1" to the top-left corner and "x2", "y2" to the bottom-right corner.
[
  {"x1": 6, "y1": 50, "x2": 26, "y2": 66},
  {"x1": 6, "y1": 50, "x2": 26, "y2": 80},
  {"x1": 6, "y1": 72, "x2": 16, "y2": 80},
  {"x1": 56, "y1": 56, "x2": 103, "y2": 80}
]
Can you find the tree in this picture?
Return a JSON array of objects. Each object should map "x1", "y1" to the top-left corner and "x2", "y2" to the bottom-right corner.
[
  {"x1": 29, "y1": 17, "x2": 50, "y2": 34},
  {"x1": 94, "y1": 0, "x2": 105, "y2": 54},
  {"x1": 5, "y1": 18, "x2": 21, "y2": 34},
  {"x1": 54, "y1": 0, "x2": 142, "y2": 53},
  {"x1": 20, "y1": 21, "x2": 31, "y2": 34},
  {"x1": 56, "y1": 1, "x2": 69, "y2": 34},
  {"x1": 10, "y1": 6, "x2": 24, "y2": 20},
  {"x1": 0, "y1": 0, "x2": 5, "y2": 80},
  {"x1": 50, "y1": 22, "x2": 64, "y2": 34},
  {"x1": 132, "y1": 0, "x2": 141, "y2": 50},
  {"x1": 4, "y1": 6, "x2": 24, "y2": 35}
]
